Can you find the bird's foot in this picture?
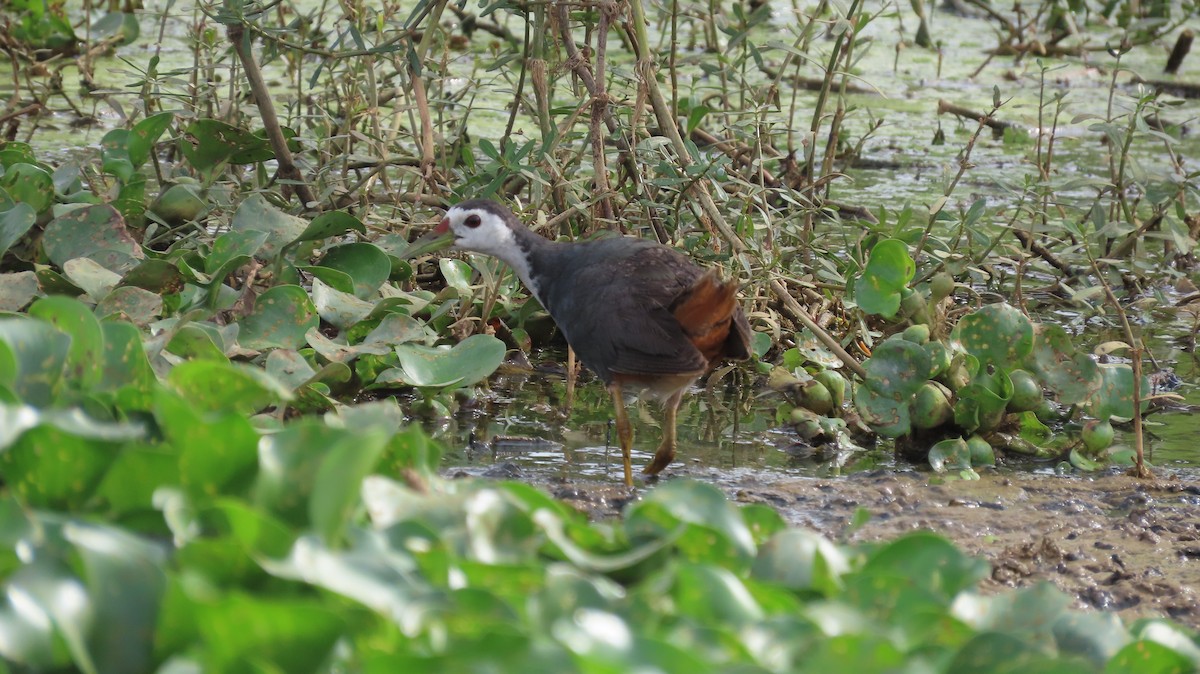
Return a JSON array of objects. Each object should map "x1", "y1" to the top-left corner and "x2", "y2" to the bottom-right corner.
[{"x1": 642, "y1": 445, "x2": 676, "y2": 476}]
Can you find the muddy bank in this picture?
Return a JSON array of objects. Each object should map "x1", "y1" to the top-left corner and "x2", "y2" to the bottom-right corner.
[{"x1": 530, "y1": 467, "x2": 1200, "y2": 629}]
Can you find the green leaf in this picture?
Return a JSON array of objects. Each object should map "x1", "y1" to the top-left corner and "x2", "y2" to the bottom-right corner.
[
  {"x1": 229, "y1": 194, "x2": 307, "y2": 261},
  {"x1": 319, "y1": 243, "x2": 390, "y2": 299},
  {"x1": 167, "y1": 360, "x2": 292, "y2": 415},
  {"x1": 0, "y1": 163, "x2": 55, "y2": 213},
  {"x1": 0, "y1": 317, "x2": 71, "y2": 406},
  {"x1": 42, "y1": 204, "x2": 143, "y2": 274},
  {"x1": 752, "y1": 529, "x2": 849, "y2": 593},
  {"x1": 954, "y1": 303, "x2": 1034, "y2": 366},
  {"x1": 90, "y1": 11, "x2": 139, "y2": 45},
  {"x1": 127, "y1": 112, "x2": 174, "y2": 166},
  {"x1": 193, "y1": 594, "x2": 344, "y2": 673},
  {"x1": 389, "y1": 334, "x2": 506, "y2": 389},
  {"x1": 0, "y1": 201, "x2": 37, "y2": 260},
  {"x1": 237, "y1": 285, "x2": 319, "y2": 350},
  {"x1": 853, "y1": 239, "x2": 914, "y2": 318},
  {"x1": 290, "y1": 211, "x2": 366, "y2": 244},
  {"x1": 627, "y1": 480, "x2": 756, "y2": 564},
  {"x1": 28, "y1": 295, "x2": 105, "y2": 392},
  {"x1": 155, "y1": 389, "x2": 260, "y2": 500}
]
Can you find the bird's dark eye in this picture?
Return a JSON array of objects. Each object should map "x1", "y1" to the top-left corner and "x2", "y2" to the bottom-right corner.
[{"x1": 465, "y1": 214, "x2": 482, "y2": 228}]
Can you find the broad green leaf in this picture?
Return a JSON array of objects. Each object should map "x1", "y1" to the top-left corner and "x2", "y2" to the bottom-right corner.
[
  {"x1": 0, "y1": 317, "x2": 71, "y2": 406},
  {"x1": 28, "y1": 295, "x2": 105, "y2": 391},
  {"x1": 229, "y1": 195, "x2": 307, "y2": 260},
  {"x1": 0, "y1": 201, "x2": 37, "y2": 259},
  {"x1": 167, "y1": 360, "x2": 291, "y2": 415},
  {"x1": 237, "y1": 285, "x2": 319, "y2": 350},
  {"x1": 389, "y1": 334, "x2": 506, "y2": 389},
  {"x1": 127, "y1": 112, "x2": 174, "y2": 166},
  {"x1": 290, "y1": 211, "x2": 366, "y2": 244},
  {"x1": 853, "y1": 239, "x2": 914, "y2": 318},
  {"x1": 319, "y1": 243, "x2": 390, "y2": 299},
  {"x1": 42, "y1": 204, "x2": 143, "y2": 274},
  {"x1": 0, "y1": 163, "x2": 54, "y2": 214},
  {"x1": 954, "y1": 303, "x2": 1034, "y2": 366}
]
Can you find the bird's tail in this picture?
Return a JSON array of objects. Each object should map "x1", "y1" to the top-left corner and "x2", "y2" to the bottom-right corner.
[{"x1": 672, "y1": 270, "x2": 746, "y2": 364}]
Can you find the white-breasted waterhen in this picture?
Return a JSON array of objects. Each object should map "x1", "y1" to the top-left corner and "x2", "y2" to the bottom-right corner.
[{"x1": 412, "y1": 199, "x2": 752, "y2": 486}]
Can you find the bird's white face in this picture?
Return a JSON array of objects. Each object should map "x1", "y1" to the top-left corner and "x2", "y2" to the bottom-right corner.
[{"x1": 435, "y1": 205, "x2": 518, "y2": 259}]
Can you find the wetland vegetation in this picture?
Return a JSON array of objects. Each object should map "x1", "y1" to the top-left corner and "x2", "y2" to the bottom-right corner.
[{"x1": 1, "y1": 0, "x2": 1200, "y2": 669}]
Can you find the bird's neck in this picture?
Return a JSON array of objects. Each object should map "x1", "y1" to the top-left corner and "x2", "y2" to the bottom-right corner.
[{"x1": 494, "y1": 225, "x2": 561, "y2": 306}]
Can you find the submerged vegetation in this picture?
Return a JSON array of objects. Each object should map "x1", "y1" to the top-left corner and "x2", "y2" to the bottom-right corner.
[{"x1": 0, "y1": 0, "x2": 1199, "y2": 668}]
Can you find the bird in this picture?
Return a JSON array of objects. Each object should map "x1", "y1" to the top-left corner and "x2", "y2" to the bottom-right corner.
[{"x1": 425, "y1": 199, "x2": 752, "y2": 486}]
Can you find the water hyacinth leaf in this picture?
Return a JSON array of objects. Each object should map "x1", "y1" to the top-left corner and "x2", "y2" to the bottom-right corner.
[
  {"x1": 0, "y1": 201, "x2": 37, "y2": 259},
  {"x1": 0, "y1": 317, "x2": 71, "y2": 407},
  {"x1": 258, "y1": 533, "x2": 443, "y2": 638},
  {"x1": 95, "y1": 443, "x2": 180, "y2": 514},
  {"x1": 1024, "y1": 323, "x2": 1102, "y2": 405},
  {"x1": 1089, "y1": 363, "x2": 1148, "y2": 420},
  {"x1": 155, "y1": 389, "x2": 260, "y2": 498},
  {"x1": 98, "y1": 320, "x2": 156, "y2": 396},
  {"x1": 361, "y1": 313, "x2": 426, "y2": 348},
  {"x1": 229, "y1": 195, "x2": 307, "y2": 260},
  {"x1": 192, "y1": 595, "x2": 345, "y2": 674},
  {"x1": 0, "y1": 271, "x2": 40, "y2": 311},
  {"x1": 861, "y1": 337, "x2": 932, "y2": 398},
  {"x1": 167, "y1": 360, "x2": 291, "y2": 415},
  {"x1": 948, "y1": 632, "x2": 1092, "y2": 674},
  {"x1": 254, "y1": 420, "x2": 343, "y2": 525},
  {"x1": 42, "y1": 204, "x2": 143, "y2": 274},
  {"x1": 291, "y1": 211, "x2": 366, "y2": 244},
  {"x1": 100, "y1": 129, "x2": 135, "y2": 181},
  {"x1": 149, "y1": 183, "x2": 206, "y2": 225},
  {"x1": 63, "y1": 257, "x2": 122, "y2": 301},
  {"x1": 205, "y1": 228, "x2": 270, "y2": 276},
  {"x1": 126, "y1": 112, "x2": 174, "y2": 167},
  {"x1": 166, "y1": 323, "x2": 228, "y2": 362},
  {"x1": 627, "y1": 480, "x2": 756, "y2": 563},
  {"x1": 65, "y1": 521, "x2": 165, "y2": 674},
  {"x1": 28, "y1": 296, "x2": 105, "y2": 391},
  {"x1": 94, "y1": 285, "x2": 163, "y2": 326},
  {"x1": 928, "y1": 438, "x2": 972, "y2": 473},
  {"x1": 855, "y1": 386, "x2": 911, "y2": 437},
  {"x1": 181, "y1": 119, "x2": 267, "y2": 172},
  {"x1": 954, "y1": 303, "x2": 1033, "y2": 366},
  {"x1": 237, "y1": 285, "x2": 319, "y2": 350},
  {"x1": 298, "y1": 265, "x2": 356, "y2": 294},
  {"x1": 311, "y1": 277, "x2": 374, "y2": 330},
  {"x1": 534, "y1": 507, "x2": 677, "y2": 573},
  {"x1": 860, "y1": 531, "x2": 989, "y2": 599},
  {"x1": 440, "y1": 258, "x2": 475, "y2": 295},
  {"x1": 4, "y1": 562, "x2": 96, "y2": 672},
  {"x1": 90, "y1": 11, "x2": 140, "y2": 45},
  {"x1": 672, "y1": 564, "x2": 764, "y2": 625},
  {"x1": 35, "y1": 267, "x2": 85, "y2": 297},
  {"x1": 3, "y1": 423, "x2": 124, "y2": 509},
  {"x1": 319, "y1": 243, "x2": 390, "y2": 299},
  {"x1": 0, "y1": 141, "x2": 36, "y2": 168},
  {"x1": 752, "y1": 529, "x2": 849, "y2": 593},
  {"x1": 853, "y1": 239, "x2": 914, "y2": 318},
  {"x1": 118, "y1": 258, "x2": 185, "y2": 294},
  {"x1": 391, "y1": 334, "x2": 506, "y2": 389},
  {"x1": 0, "y1": 163, "x2": 55, "y2": 214},
  {"x1": 264, "y1": 349, "x2": 317, "y2": 389},
  {"x1": 1107, "y1": 640, "x2": 1196, "y2": 674}
]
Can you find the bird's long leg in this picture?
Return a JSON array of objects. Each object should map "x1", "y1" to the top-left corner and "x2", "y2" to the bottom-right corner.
[
  {"x1": 644, "y1": 388, "x2": 684, "y2": 476},
  {"x1": 609, "y1": 381, "x2": 634, "y2": 487}
]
